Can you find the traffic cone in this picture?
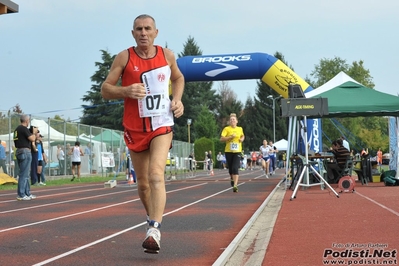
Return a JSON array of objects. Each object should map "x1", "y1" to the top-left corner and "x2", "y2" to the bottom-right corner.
[{"x1": 127, "y1": 174, "x2": 134, "y2": 185}]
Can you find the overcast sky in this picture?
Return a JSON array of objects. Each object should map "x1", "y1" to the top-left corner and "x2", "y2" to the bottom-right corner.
[{"x1": 1, "y1": 0, "x2": 398, "y2": 121}]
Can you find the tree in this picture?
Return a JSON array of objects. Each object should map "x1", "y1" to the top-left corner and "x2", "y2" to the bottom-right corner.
[
  {"x1": 310, "y1": 57, "x2": 386, "y2": 153},
  {"x1": 193, "y1": 105, "x2": 218, "y2": 139},
  {"x1": 174, "y1": 36, "x2": 219, "y2": 142},
  {"x1": 215, "y1": 81, "x2": 243, "y2": 128},
  {"x1": 80, "y1": 50, "x2": 124, "y2": 130}
]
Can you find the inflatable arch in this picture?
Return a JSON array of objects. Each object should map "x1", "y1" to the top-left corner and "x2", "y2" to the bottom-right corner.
[
  {"x1": 176, "y1": 52, "x2": 322, "y2": 152},
  {"x1": 176, "y1": 52, "x2": 313, "y2": 98}
]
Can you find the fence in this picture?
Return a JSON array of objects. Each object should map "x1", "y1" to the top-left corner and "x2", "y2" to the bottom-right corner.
[{"x1": 0, "y1": 113, "x2": 194, "y2": 178}]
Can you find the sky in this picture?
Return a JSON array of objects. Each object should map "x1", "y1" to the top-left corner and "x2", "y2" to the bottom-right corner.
[{"x1": 1, "y1": 0, "x2": 399, "y2": 121}]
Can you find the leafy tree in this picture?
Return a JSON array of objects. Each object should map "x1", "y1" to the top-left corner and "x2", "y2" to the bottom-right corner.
[
  {"x1": 193, "y1": 105, "x2": 218, "y2": 139},
  {"x1": 174, "y1": 36, "x2": 219, "y2": 142},
  {"x1": 310, "y1": 56, "x2": 386, "y2": 153},
  {"x1": 215, "y1": 81, "x2": 243, "y2": 129},
  {"x1": 81, "y1": 50, "x2": 123, "y2": 130}
]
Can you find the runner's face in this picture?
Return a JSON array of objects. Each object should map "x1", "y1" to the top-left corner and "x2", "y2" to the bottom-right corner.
[
  {"x1": 132, "y1": 18, "x2": 158, "y2": 48},
  {"x1": 229, "y1": 116, "x2": 237, "y2": 127}
]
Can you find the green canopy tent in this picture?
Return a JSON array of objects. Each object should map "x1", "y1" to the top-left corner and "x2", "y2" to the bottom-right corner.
[
  {"x1": 93, "y1": 130, "x2": 123, "y2": 146},
  {"x1": 307, "y1": 81, "x2": 399, "y2": 118}
]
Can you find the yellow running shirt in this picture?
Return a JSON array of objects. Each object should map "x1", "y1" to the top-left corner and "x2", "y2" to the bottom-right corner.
[{"x1": 221, "y1": 126, "x2": 244, "y2": 153}]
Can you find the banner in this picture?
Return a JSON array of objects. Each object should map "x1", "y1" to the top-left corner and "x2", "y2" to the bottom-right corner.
[{"x1": 101, "y1": 152, "x2": 115, "y2": 168}]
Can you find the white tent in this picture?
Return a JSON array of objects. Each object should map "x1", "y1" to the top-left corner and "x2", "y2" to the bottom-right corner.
[
  {"x1": 274, "y1": 139, "x2": 288, "y2": 151},
  {"x1": 30, "y1": 119, "x2": 76, "y2": 142},
  {"x1": 305, "y1": 71, "x2": 360, "y2": 98}
]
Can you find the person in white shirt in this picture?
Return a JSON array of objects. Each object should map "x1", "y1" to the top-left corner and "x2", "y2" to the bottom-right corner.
[{"x1": 70, "y1": 141, "x2": 84, "y2": 181}]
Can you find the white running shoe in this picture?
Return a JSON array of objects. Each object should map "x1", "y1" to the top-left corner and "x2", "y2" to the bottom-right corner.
[
  {"x1": 142, "y1": 227, "x2": 161, "y2": 254},
  {"x1": 265, "y1": 174, "x2": 269, "y2": 179}
]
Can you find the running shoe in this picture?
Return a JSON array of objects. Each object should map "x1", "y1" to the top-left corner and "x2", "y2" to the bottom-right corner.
[
  {"x1": 39, "y1": 182, "x2": 46, "y2": 186},
  {"x1": 230, "y1": 179, "x2": 234, "y2": 187},
  {"x1": 71, "y1": 176, "x2": 75, "y2": 181},
  {"x1": 265, "y1": 174, "x2": 269, "y2": 179},
  {"x1": 17, "y1": 196, "x2": 31, "y2": 201},
  {"x1": 28, "y1": 194, "x2": 37, "y2": 199},
  {"x1": 142, "y1": 227, "x2": 161, "y2": 254},
  {"x1": 233, "y1": 186, "x2": 238, "y2": 193}
]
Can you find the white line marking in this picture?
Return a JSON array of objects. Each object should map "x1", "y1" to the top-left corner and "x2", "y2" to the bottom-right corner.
[
  {"x1": 0, "y1": 183, "x2": 206, "y2": 233},
  {"x1": 355, "y1": 191, "x2": 399, "y2": 217},
  {"x1": 32, "y1": 182, "x2": 233, "y2": 265}
]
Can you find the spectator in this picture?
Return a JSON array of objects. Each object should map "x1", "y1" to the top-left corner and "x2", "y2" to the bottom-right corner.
[
  {"x1": 188, "y1": 152, "x2": 194, "y2": 171},
  {"x1": 84, "y1": 143, "x2": 95, "y2": 174},
  {"x1": 0, "y1": 140, "x2": 7, "y2": 175},
  {"x1": 30, "y1": 128, "x2": 39, "y2": 186},
  {"x1": 217, "y1": 151, "x2": 223, "y2": 170},
  {"x1": 377, "y1": 148, "x2": 383, "y2": 166},
  {"x1": 36, "y1": 134, "x2": 47, "y2": 185},
  {"x1": 12, "y1": 146, "x2": 19, "y2": 179},
  {"x1": 341, "y1": 136, "x2": 350, "y2": 152},
  {"x1": 251, "y1": 151, "x2": 257, "y2": 170},
  {"x1": 57, "y1": 144, "x2": 65, "y2": 175},
  {"x1": 326, "y1": 139, "x2": 350, "y2": 183},
  {"x1": 14, "y1": 114, "x2": 38, "y2": 200},
  {"x1": 65, "y1": 143, "x2": 72, "y2": 175}
]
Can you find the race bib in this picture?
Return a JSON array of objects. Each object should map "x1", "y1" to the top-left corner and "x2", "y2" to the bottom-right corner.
[
  {"x1": 138, "y1": 66, "x2": 170, "y2": 118},
  {"x1": 138, "y1": 93, "x2": 168, "y2": 117},
  {"x1": 230, "y1": 142, "x2": 239, "y2": 151}
]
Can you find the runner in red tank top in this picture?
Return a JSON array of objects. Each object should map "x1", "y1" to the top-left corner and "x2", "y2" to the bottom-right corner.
[{"x1": 101, "y1": 14, "x2": 185, "y2": 254}]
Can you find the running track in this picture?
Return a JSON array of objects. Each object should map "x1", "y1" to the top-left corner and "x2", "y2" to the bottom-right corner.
[{"x1": 0, "y1": 168, "x2": 281, "y2": 266}]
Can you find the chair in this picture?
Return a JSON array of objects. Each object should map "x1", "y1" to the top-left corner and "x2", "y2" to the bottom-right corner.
[{"x1": 338, "y1": 156, "x2": 353, "y2": 177}]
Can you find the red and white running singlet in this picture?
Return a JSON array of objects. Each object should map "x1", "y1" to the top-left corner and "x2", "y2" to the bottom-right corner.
[{"x1": 122, "y1": 46, "x2": 173, "y2": 133}]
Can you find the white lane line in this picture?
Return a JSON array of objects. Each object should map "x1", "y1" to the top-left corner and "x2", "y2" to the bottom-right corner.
[
  {"x1": 0, "y1": 183, "x2": 207, "y2": 233},
  {"x1": 32, "y1": 183, "x2": 233, "y2": 266},
  {"x1": 0, "y1": 186, "x2": 114, "y2": 204},
  {"x1": 355, "y1": 191, "x2": 399, "y2": 217},
  {"x1": 0, "y1": 189, "x2": 132, "y2": 214},
  {"x1": 0, "y1": 183, "x2": 103, "y2": 198}
]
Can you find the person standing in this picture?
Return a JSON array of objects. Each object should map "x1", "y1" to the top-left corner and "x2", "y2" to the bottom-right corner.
[
  {"x1": 36, "y1": 133, "x2": 47, "y2": 185},
  {"x1": 30, "y1": 128, "x2": 39, "y2": 186},
  {"x1": 101, "y1": 14, "x2": 185, "y2": 254},
  {"x1": 70, "y1": 141, "x2": 84, "y2": 181},
  {"x1": 220, "y1": 113, "x2": 245, "y2": 193},
  {"x1": 57, "y1": 144, "x2": 65, "y2": 175},
  {"x1": 0, "y1": 141, "x2": 7, "y2": 175},
  {"x1": 84, "y1": 143, "x2": 95, "y2": 174},
  {"x1": 217, "y1": 151, "x2": 223, "y2": 170},
  {"x1": 377, "y1": 148, "x2": 383, "y2": 166},
  {"x1": 13, "y1": 114, "x2": 38, "y2": 201},
  {"x1": 65, "y1": 143, "x2": 72, "y2": 175},
  {"x1": 207, "y1": 150, "x2": 213, "y2": 174}
]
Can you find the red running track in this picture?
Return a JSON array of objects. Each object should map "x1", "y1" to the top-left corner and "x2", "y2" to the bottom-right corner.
[{"x1": 0, "y1": 168, "x2": 280, "y2": 266}]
